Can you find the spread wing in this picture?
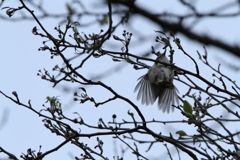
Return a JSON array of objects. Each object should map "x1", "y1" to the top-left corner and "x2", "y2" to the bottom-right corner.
[
  {"x1": 134, "y1": 75, "x2": 159, "y2": 105},
  {"x1": 157, "y1": 85, "x2": 179, "y2": 113}
]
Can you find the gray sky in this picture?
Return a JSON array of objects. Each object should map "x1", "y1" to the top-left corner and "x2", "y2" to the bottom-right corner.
[{"x1": 1, "y1": 0, "x2": 240, "y2": 159}]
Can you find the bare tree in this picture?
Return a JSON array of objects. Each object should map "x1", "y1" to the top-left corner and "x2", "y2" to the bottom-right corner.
[{"x1": 1, "y1": 0, "x2": 240, "y2": 160}]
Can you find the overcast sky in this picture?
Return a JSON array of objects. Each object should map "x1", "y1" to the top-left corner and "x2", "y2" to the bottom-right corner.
[{"x1": 1, "y1": 0, "x2": 240, "y2": 160}]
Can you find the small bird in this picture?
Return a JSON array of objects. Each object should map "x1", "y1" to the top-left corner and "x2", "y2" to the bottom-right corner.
[{"x1": 134, "y1": 52, "x2": 179, "y2": 113}]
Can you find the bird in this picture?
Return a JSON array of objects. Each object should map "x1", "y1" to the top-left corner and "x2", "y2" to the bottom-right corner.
[{"x1": 134, "y1": 52, "x2": 179, "y2": 113}]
